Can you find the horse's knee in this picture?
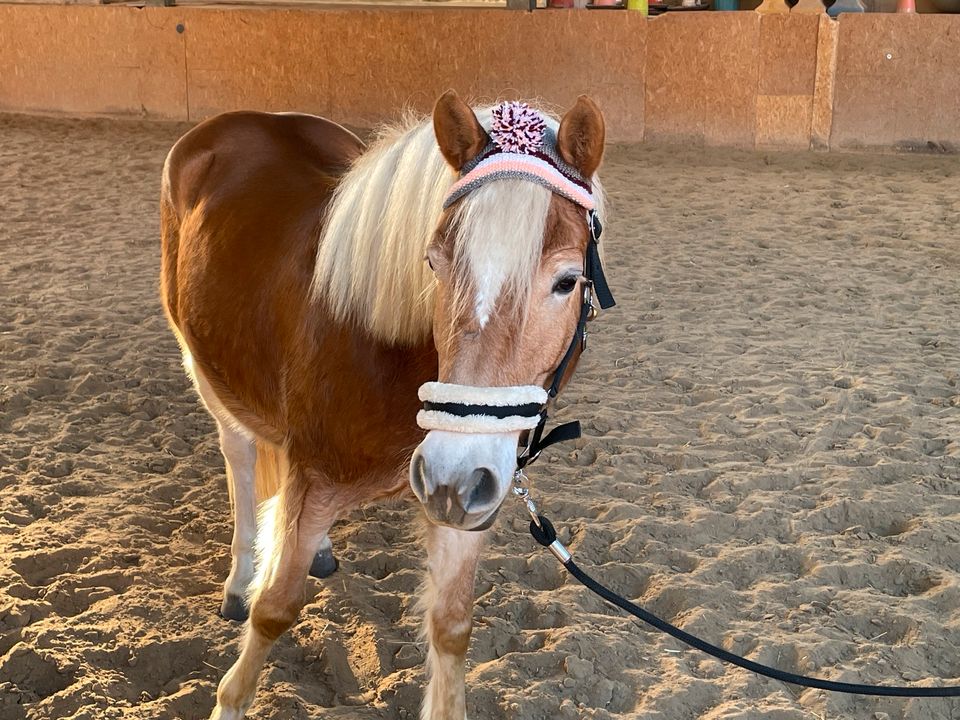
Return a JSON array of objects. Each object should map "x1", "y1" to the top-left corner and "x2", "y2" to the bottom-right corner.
[
  {"x1": 429, "y1": 614, "x2": 473, "y2": 657},
  {"x1": 249, "y1": 589, "x2": 304, "y2": 641}
]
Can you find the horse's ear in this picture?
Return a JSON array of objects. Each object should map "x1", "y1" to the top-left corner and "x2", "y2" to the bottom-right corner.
[
  {"x1": 557, "y1": 95, "x2": 605, "y2": 178},
  {"x1": 433, "y1": 90, "x2": 488, "y2": 172}
]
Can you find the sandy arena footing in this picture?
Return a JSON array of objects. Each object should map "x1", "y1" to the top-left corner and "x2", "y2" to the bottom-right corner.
[{"x1": 1, "y1": 114, "x2": 959, "y2": 720}]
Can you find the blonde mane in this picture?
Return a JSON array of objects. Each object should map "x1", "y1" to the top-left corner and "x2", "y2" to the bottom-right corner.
[{"x1": 311, "y1": 106, "x2": 602, "y2": 346}]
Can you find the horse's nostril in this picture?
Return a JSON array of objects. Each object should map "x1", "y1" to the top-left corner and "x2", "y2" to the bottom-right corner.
[
  {"x1": 410, "y1": 452, "x2": 428, "y2": 501},
  {"x1": 465, "y1": 467, "x2": 498, "y2": 510}
]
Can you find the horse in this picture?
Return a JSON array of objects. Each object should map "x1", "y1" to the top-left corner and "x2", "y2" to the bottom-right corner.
[{"x1": 159, "y1": 90, "x2": 608, "y2": 719}]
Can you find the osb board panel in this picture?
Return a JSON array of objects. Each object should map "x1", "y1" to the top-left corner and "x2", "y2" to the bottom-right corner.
[
  {"x1": 810, "y1": 13, "x2": 838, "y2": 150},
  {"x1": 756, "y1": 94, "x2": 812, "y2": 148},
  {"x1": 181, "y1": 9, "x2": 647, "y2": 141},
  {"x1": 832, "y1": 14, "x2": 960, "y2": 149},
  {"x1": 0, "y1": 6, "x2": 186, "y2": 118},
  {"x1": 3, "y1": 0, "x2": 100, "y2": 4},
  {"x1": 645, "y1": 12, "x2": 760, "y2": 148},
  {"x1": 759, "y1": 14, "x2": 819, "y2": 96},
  {"x1": 8, "y1": 7, "x2": 960, "y2": 152}
]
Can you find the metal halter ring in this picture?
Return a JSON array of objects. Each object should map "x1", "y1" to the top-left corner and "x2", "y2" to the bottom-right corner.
[{"x1": 583, "y1": 281, "x2": 598, "y2": 322}]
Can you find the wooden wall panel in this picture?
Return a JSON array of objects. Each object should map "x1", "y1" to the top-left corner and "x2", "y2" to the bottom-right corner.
[
  {"x1": 755, "y1": 95, "x2": 813, "y2": 148},
  {"x1": 831, "y1": 14, "x2": 960, "y2": 149},
  {"x1": 3, "y1": 6, "x2": 960, "y2": 151},
  {"x1": 181, "y1": 9, "x2": 647, "y2": 140},
  {"x1": 470, "y1": 12, "x2": 647, "y2": 143},
  {"x1": 753, "y1": 14, "x2": 819, "y2": 149},
  {"x1": 645, "y1": 13, "x2": 760, "y2": 148},
  {"x1": 759, "y1": 14, "x2": 819, "y2": 96},
  {"x1": 0, "y1": 6, "x2": 187, "y2": 118}
]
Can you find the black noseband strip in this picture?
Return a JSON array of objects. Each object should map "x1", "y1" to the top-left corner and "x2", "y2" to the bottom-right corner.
[{"x1": 423, "y1": 401, "x2": 544, "y2": 420}]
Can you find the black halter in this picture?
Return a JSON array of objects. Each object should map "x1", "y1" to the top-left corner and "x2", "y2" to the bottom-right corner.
[{"x1": 517, "y1": 210, "x2": 615, "y2": 469}]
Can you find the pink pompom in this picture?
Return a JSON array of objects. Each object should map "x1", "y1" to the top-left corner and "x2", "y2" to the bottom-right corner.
[{"x1": 490, "y1": 101, "x2": 546, "y2": 155}]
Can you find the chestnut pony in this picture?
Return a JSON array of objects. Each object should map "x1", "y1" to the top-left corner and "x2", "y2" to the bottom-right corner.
[{"x1": 159, "y1": 91, "x2": 606, "y2": 719}]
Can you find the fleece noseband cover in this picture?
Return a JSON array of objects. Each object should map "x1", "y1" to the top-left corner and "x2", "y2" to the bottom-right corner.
[{"x1": 417, "y1": 382, "x2": 547, "y2": 434}]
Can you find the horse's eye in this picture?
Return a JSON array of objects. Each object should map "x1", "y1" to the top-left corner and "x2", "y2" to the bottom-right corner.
[
  {"x1": 426, "y1": 257, "x2": 435, "y2": 271},
  {"x1": 552, "y1": 276, "x2": 578, "y2": 295}
]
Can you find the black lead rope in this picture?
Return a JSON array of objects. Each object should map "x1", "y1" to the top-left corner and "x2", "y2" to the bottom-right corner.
[
  {"x1": 528, "y1": 514, "x2": 960, "y2": 698},
  {"x1": 518, "y1": 212, "x2": 960, "y2": 698}
]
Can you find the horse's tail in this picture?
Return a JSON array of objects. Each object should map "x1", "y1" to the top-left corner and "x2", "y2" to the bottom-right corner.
[{"x1": 254, "y1": 440, "x2": 286, "y2": 503}]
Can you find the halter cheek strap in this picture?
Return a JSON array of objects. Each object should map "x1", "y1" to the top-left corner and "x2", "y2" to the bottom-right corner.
[
  {"x1": 516, "y1": 209, "x2": 614, "y2": 468},
  {"x1": 416, "y1": 209, "x2": 615, "y2": 466},
  {"x1": 545, "y1": 211, "x2": 614, "y2": 402}
]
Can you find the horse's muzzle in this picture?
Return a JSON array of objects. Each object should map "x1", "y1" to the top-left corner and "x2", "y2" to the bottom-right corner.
[{"x1": 410, "y1": 448, "x2": 504, "y2": 530}]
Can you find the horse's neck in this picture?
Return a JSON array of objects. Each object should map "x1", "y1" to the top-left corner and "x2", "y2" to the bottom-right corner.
[{"x1": 284, "y1": 303, "x2": 437, "y2": 471}]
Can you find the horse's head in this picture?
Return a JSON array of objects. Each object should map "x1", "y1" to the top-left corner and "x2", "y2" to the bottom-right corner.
[{"x1": 410, "y1": 91, "x2": 607, "y2": 531}]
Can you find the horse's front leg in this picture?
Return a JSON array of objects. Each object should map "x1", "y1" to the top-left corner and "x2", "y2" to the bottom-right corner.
[
  {"x1": 212, "y1": 476, "x2": 336, "y2": 720},
  {"x1": 421, "y1": 523, "x2": 486, "y2": 720}
]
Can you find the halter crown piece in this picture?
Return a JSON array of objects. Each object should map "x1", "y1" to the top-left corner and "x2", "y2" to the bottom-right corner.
[{"x1": 418, "y1": 101, "x2": 615, "y2": 452}]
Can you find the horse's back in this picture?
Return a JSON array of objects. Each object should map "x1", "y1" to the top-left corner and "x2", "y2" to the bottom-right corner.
[
  {"x1": 162, "y1": 111, "x2": 364, "y2": 220},
  {"x1": 161, "y1": 110, "x2": 364, "y2": 314},
  {"x1": 160, "y1": 112, "x2": 364, "y2": 435}
]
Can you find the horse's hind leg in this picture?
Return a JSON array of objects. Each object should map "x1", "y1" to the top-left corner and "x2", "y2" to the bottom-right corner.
[
  {"x1": 184, "y1": 357, "x2": 259, "y2": 621},
  {"x1": 219, "y1": 436, "x2": 336, "y2": 619},
  {"x1": 310, "y1": 534, "x2": 338, "y2": 578},
  {"x1": 186, "y1": 357, "x2": 336, "y2": 622},
  {"x1": 420, "y1": 523, "x2": 486, "y2": 720},
  {"x1": 212, "y1": 473, "x2": 336, "y2": 720},
  {"x1": 253, "y1": 441, "x2": 338, "y2": 582},
  {"x1": 218, "y1": 422, "x2": 258, "y2": 621}
]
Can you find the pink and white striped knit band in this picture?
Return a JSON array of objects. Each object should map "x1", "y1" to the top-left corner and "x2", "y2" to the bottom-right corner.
[{"x1": 442, "y1": 101, "x2": 596, "y2": 212}]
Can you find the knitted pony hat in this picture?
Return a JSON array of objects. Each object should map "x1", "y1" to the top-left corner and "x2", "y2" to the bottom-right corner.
[{"x1": 442, "y1": 101, "x2": 596, "y2": 212}]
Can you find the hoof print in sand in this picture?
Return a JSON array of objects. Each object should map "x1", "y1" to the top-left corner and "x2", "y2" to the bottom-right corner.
[
  {"x1": 11, "y1": 546, "x2": 94, "y2": 588},
  {"x1": 0, "y1": 645, "x2": 74, "y2": 708}
]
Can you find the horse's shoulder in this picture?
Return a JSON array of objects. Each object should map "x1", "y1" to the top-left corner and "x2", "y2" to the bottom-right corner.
[{"x1": 162, "y1": 111, "x2": 365, "y2": 217}]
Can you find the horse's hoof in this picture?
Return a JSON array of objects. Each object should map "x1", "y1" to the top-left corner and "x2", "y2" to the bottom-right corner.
[
  {"x1": 309, "y1": 548, "x2": 339, "y2": 579},
  {"x1": 211, "y1": 706, "x2": 247, "y2": 720},
  {"x1": 220, "y1": 593, "x2": 249, "y2": 622}
]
